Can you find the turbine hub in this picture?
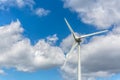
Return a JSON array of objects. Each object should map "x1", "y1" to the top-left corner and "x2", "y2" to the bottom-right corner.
[{"x1": 75, "y1": 37, "x2": 82, "y2": 43}]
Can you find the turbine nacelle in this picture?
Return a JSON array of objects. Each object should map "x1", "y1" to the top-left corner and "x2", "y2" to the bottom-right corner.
[
  {"x1": 73, "y1": 35, "x2": 82, "y2": 43},
  {"x1": 75, "y1": 37, "x2": 82, "y2": 43}
]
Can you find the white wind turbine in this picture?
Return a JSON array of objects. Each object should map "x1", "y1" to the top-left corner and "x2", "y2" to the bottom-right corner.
[{"x1": 64, "y1": 18, "x2": 108, "y2": 80}]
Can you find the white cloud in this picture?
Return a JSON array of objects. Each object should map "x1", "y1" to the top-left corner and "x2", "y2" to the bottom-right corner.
[
  {"x1": 46, "y1": 34, "x2": 58, "y2": 45},
  {"x1": 63, "y1": 0, "x2": 120, "y2": 29},
  {"x1": 0, "y1": 69, "x2": 5, "y2": 75},
  {"x1": 0, "y1": 0, "x2": 35, "y2": 10},
  {"x1": 60, "y1": 34, "x2": 74, "y2": 53},
  {"x1": 0, "y1": 20, "x2": 65, "y2": 72},
  {"x1": 0, "y1": 0, "x2": 50, "y2": 17},
  {"x1": 35, "y1": 8, "x2": 50, "y2": 17},
  {"x1": 112, "y1": 25, "x2": 120, "y2": 34},
  {"x1": 82, "y1": 33, "x2": 120, "y2": 72}
]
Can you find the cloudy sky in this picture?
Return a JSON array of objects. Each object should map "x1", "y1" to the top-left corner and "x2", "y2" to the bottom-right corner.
[{"x1": 0, "y1": 0, "x2": 120, "y2": 80}]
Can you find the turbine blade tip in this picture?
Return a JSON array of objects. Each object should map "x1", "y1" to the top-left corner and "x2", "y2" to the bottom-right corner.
[
  {"x1": 64, "y1": 18, "x2": 67, "y2": 20},
  {"x1": 106, "y1": 30, "x2": 109, "y2": 31},
  {"x1": 104, "y1": 30, "x2": 109, "y2": 32}
]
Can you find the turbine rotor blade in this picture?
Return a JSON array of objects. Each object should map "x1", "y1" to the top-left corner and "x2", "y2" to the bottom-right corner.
[
  {"x1": 81, "y1": 30, "x2": 108, "y2": 38},
  {"x1": 66, "y1": 42, "x2": 78, "y2": 58},
  {"x1": 64, "y1": 18, "x2": 77, "y2": 40},
  {"x1": 64, "y1": 18, "x2": 75, "y2": 34},
  {"x1": 62, "y1": 42, "x2": 78, "y2": 69}
]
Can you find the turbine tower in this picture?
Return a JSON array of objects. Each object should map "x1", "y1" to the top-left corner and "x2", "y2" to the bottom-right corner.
[{"x1": 64, "y1": 18, "x2": 108, "y2": 80}]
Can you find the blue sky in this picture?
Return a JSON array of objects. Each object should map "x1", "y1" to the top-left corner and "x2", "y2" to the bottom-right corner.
[{"x1": 0, "y1": 0, "x2": 120, "y2": 80}]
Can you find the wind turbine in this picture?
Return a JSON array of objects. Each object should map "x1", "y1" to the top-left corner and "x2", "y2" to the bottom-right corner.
[{"x1": 64, "y1": 18, "x2": 108, "y2": 80}]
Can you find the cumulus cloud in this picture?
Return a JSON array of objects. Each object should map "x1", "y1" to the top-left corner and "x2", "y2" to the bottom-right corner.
[
  {"x1": 0, "y1": 69, "x2": 5, "y2": 75},
  {"x1": 60, "y1": 34, "x2": 74, "y2": 53},
  {"x1": 46, "y1": 34, "x2": 58, "y2": 45},
  {"x1": 0, "y1": 0, "x2": 34, "y2": 10},
  {"x1": 0, "y1": 20, "x2": 65, "y2": 72},
  {"x1": 0, "y1": 0, "x2": 50, "y2": 17},
  {"x1": 34, "y1": 8, "x2": 50, "y2": 17},
  {"x1": 63, "y1": 0, "x2": 120, "y2": 29}
]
